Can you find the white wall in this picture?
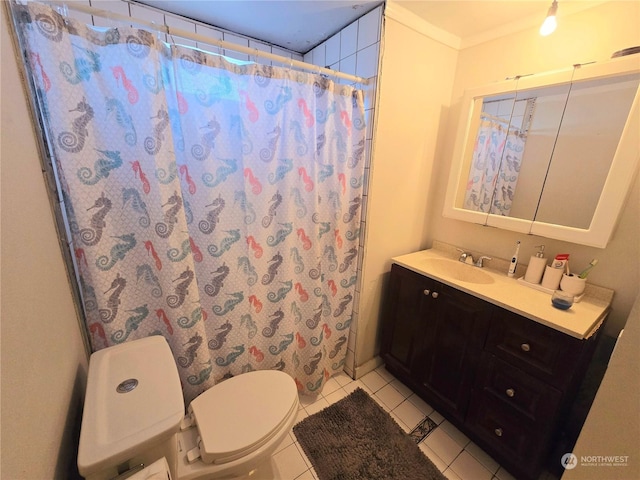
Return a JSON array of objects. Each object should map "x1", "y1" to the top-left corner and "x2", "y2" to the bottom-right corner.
[
  {"x1": 356, "y1": 11, "x2": 458, "y2": 370},
  {"x1": 1, "y1": 5, "x2": 89, "y2": 477}
]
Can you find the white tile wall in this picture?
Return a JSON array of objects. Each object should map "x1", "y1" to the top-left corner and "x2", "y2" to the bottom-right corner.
[
  {"x1": 340, "y1": 22, "x2": 359, "y2": 58},
  {"x1": 271, "y1": 45, "x2": 293, "y2": 59},
  {"x1": 339, "y1": 53, "x2": 357, "y2": 78},
  {"x1": 512, "y1": 99, "x2": 527, "y2": 116},
  {"x1": 222, "y1": 32, "x2": 249, "y2": 61},
  {"x1": 165, "y1": 14, "x2": 197, "y2": 48},
  {"x1": 65, "y1": 0, "x2": 93, "y2": 26},
  {"x1": 356, "y1": 42, "x2": 380, "y2": 79},
  {"x1": 248, "y1": 40, "x2": 272, "y2": 65},
  {"x1": 90, "y1": 0, "x2": 129, "y2": 28},
  {"x1": 365, "y1": 108, "x2": 375, "y2": 139},
  {"x1": 129, "y1": 4, "x2": 166, "y2": 41},
  {"x1": 325, "y1": 33, "x2": 341, "y2": 66},
  {"x1": 128, "y1": 3, "x2": 162, "y2": 25},
  {"x1": 497, "y1": 99, "x2": 514, "y2": 116},
  {"x1": 357, "y1": 7, "x2": 382, "y2": 50},
  {"x1": 193, "y1": 23, "x2": 222, "y2": 40},
  {"x1": 195, "y1": 24, "x2": 223, "y2": 53},
  {"x1": 311, "y1": 43, "x2": 326, "y2": 68}
]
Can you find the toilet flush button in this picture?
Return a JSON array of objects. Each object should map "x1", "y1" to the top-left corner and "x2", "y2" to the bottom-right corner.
[{"x1": 116, "y1": 378, "x2": 139, "y2": 393}]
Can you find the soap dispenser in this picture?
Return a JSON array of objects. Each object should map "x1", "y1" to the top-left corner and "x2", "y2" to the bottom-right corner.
[{"x1": 524, "y1": 245, "x2": 546, "y2": 284}]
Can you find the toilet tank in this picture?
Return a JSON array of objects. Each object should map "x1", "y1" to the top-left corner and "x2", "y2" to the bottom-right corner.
[{"x1": 78, "y1": 336, "x2": 184, "y2": 479}]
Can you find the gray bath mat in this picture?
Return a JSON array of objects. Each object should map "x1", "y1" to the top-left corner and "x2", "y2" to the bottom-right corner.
[{"x1": 293, "y1": 388, "x2": 447, "y2": 480}]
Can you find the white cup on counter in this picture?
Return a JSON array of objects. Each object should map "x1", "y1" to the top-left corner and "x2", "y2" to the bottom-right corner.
[{"x1": 560, "y1": 273, "x2": 586, "y2": 296}]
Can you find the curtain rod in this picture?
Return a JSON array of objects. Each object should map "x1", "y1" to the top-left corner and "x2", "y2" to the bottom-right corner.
[
  {"x1": 480, "y1": 112, "x2": 510, "y2": 125},
  {"x1": 46, "y1": 1, "x2": 369, "y2": 85}
]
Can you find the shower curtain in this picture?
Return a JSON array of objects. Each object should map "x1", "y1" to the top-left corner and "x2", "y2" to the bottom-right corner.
[
  {"x1": 464, "y1": 116, "x2": 525, "y2": 216},
  {"x1": 15, "y1": 2, "x2": 366, "y2": 403}
]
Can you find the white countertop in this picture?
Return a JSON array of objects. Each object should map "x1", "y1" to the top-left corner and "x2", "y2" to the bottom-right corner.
[{"x1": 392, "y1": 249, "x2": 612, "y2": 340}]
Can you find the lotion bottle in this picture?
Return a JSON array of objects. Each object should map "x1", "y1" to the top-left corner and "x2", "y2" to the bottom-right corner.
[
  {"x1": 507, "y1": 240, "x2": 521, "y2": 278},
  {"x1": 524, "y1": 245, "x2": 546, "y2": 284}
]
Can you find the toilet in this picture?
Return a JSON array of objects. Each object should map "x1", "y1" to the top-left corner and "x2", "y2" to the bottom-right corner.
[{"x1": 77, "y1": 336, "x2": 299, "y2": 480}]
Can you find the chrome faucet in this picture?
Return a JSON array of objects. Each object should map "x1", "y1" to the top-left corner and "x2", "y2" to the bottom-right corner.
[
  {"x1": 457, "y1": 249, "x2": 474, "y2": 265},
  {"x1": 474, "y1": 255, "x2": 492, "y2": 268},
  {"x1": 457, "y1": 248, "x2": 491, "y2": 268}
]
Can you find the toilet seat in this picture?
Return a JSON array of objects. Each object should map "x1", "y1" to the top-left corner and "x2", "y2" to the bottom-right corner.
[{"x1": 186, "y1": 370, "x2": 298, "y2": 465}]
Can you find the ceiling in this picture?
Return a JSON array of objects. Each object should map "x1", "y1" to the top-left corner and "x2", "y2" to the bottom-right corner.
[{"x1": 135, "y1": 1, "x2": 606, "y2": 53}]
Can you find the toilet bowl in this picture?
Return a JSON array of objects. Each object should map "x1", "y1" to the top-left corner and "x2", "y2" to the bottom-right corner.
[{"x1": 77, "y1": 336, "x2": 299, "y2": 480}]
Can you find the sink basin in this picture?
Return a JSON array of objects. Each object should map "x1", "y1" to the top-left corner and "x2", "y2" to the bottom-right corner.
[{"x1": 423, "y1": 258, "x2": 495, "y2": 284}]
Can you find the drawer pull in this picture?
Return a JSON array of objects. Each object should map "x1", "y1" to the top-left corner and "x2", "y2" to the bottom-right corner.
[
  {"x1": 520, "y1": 343, "x2": 531, "y2": 352},
  {"x1": 506, "y1": 388, "x2": 515, "y2": 398},
  {"x1": 432, "y1": 291, "x2": 439, "y2": 299},
  {"x1": 494, "y1": 428, "x2": 503, "y2": 437},
  {"x1": 423, "y1": 289, "x2": 431, "y2": 296}
]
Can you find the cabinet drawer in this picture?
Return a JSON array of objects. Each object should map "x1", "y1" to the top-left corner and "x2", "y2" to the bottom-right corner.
[
  {"x1": 466, "y1": 389, "x2": 548, "y2": 478},
  {"x1": 486, "y1": 309, "x2": 584, "y2": 388},
  {"x1": 476, "y1": 353, "x2": 562, "y2": 423}
]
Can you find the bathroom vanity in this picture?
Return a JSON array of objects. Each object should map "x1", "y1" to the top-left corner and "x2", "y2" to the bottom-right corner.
[{"x1": 380, "y1": 248, "x2": 613, "y2": 480}]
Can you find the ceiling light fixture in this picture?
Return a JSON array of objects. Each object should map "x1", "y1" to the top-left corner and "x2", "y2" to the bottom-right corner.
[{"x1": 540, "y1": 0, "x2": 558, "y2": 36}]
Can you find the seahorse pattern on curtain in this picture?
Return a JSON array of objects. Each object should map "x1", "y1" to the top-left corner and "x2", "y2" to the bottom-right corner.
[
  {"x1": 464, "y1": 117, "x2": 525, "y2": 216},
  {"x1": 16, "y1": 2, "x2": 366, "y2": 404}
]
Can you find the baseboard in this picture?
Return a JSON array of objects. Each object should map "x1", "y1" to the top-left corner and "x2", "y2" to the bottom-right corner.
[{"x1": 354, "y1": 355, "x2": 384, "y2": 380}]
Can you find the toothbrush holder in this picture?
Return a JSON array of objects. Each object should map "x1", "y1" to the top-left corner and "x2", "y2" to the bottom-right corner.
[{"x1": 560, "y1": 273, "x2": 586, "y2": 296}]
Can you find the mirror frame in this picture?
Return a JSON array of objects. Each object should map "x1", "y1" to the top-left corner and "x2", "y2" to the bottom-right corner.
[{"x1": 443, "y1": 55, "x2": 640, "y2": 248}]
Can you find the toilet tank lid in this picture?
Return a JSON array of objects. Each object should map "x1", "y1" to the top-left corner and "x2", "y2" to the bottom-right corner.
[{"x1": 77, "y1": 336, "x2": 184, "y2": 477}]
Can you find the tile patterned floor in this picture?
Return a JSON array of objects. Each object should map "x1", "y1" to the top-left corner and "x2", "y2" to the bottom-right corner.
[{"x1": 267, "y1": 365, "x2": 553, "y2": 480}]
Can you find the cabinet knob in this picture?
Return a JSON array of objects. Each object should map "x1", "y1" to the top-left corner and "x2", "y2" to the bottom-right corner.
[
  {"x1": 520, "y1": 343, "x2": 531, "y2": 352},
  {"x1": 494, "y1": 428, "x2": 503, "y2": 437},
  {"x1": 506, "y1": 388, "x2": 515, "y2": 398},
  {"x1": 423, "y1": 289, "x2": 431, "y2": 296},
  {"x1": 432, "y1": 291, "x2": 439, "y2": 298}
]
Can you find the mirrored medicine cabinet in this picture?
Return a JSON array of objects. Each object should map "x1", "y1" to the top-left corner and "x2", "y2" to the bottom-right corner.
[{"x1": 443, "y1": 55, "x2": 640, "y2": 248}]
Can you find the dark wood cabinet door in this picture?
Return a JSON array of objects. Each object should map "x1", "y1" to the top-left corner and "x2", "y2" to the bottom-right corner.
[
  {"x1": 417, "y1": 284, "x2": 492, "y2": 422},
  {"x1": 380, "y1": 264, "x2": 435, "y2": 377}
]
